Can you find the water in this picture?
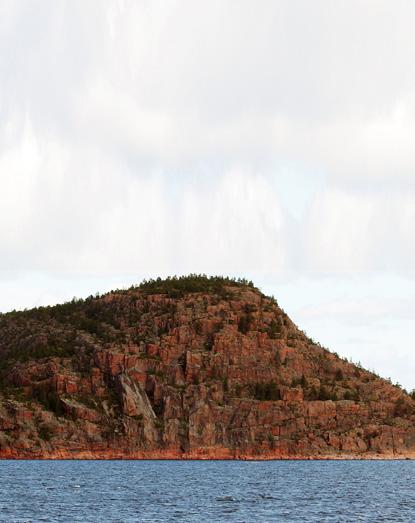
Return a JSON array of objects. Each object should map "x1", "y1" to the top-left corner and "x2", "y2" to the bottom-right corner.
[{"x1": 0, "y1": 460, "x2": 413, "y2": 522}]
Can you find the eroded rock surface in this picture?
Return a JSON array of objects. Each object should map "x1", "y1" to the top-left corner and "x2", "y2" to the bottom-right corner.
[{"x1": 0, "y1": 276, "x2": 414, "y2": 459}]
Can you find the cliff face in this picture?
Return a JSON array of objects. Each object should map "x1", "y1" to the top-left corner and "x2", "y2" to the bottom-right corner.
[{"x1": 0, "y1": 276, "x2": 414, "y2": 459}]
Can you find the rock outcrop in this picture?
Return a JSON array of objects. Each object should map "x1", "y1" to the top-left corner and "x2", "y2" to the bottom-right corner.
[{"x1": 0, "y1": 275, "x2": 414, "y2": 459}]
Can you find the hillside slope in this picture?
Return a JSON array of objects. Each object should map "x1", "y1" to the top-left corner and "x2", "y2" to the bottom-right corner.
[{"x1": 0, "y1": 275, "x2": 414, "y2": 459}]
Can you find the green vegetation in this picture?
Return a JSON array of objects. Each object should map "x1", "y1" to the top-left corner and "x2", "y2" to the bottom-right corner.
[
  {"x1": 0, "y1": 274, "x2": 255, "y2": 341},
  {"x1": 38, "y1": 424, "x2": 53, "y2": 441},
  {"x1": 238, "y1": 314, "x2": 253, "y2": 334},
  {"x1": 34, "y1": 388, "x2": 64, "y2": 416},
  {"x1": 274, "y1": 350, "x2": 283, "y2": 366},
  {"x1": 147, "y1": 369, "x2": 164, "y2": 378},
  {"x1": 204, "y1": 334, "x2": 215, "y2": 351},
  {"x1": 252, "y1": 381, "x2": 281, "y2": 401},
  {"x1": 154, "y1": 419, "x2": 164, "y2": 429},
  {"x1": 0, "y1": 275, "x2": 259, "y2": 377},
  {"x1": 13, "y1": 340, "x2": 76, "y2": 363},
  {"x1": 136, "y1": 274, "x2": 255, "y2": 297},
  {"x1": 268, "y1": 318, "x2": 282, "y2": 339},
  {"x1": 291, "y1": 375, "x2": 307, "y2": 388},
  {"x1": 303, "y1": 383, "x2": 338, "y2": 401},
  {"x1": 344, "y1": 389, "x2": 360, "y2": 401},
  {"x1": 318, "y1": 385, "x2": 338, "y2": 401},
  {"x1": 335, "y1": 369, "x2": 344, "y2": 381},
  {"x1": 394, "y1": 397, "x2": 414, "y2": 417},
  {"x1": 233, "y1": 384, "x2": 243, "y2": 397}
]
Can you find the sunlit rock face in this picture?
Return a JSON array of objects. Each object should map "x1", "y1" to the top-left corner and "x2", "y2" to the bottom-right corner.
[{"x1": 1, "y1": 276, "x2": 414, "y2": 459}]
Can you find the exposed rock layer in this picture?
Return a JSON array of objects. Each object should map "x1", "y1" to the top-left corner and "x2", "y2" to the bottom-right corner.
[{"x1": 0, "y1": 277, "x2": 414, "y2": 459}]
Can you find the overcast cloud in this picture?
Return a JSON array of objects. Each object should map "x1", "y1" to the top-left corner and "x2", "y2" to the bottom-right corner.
[{"x1": 1, "y1": 0, "x2": 415, "y2": 388}]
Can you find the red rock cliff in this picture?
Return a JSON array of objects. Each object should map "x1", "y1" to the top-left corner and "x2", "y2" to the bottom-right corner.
[{"x1": 0, "y1": 276, "x2": 414, "y2": 459}]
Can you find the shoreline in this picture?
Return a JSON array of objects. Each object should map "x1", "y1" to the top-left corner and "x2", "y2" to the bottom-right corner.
[{"x1": 1, "y1": 448, "x2": 414, "y2": 461}]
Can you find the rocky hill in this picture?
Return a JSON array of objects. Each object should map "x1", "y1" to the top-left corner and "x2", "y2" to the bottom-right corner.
[{"x1": 0, "y1": 275, "x2": 414, "y2": 459}]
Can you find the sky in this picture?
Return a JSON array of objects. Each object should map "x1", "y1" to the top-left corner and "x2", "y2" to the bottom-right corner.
[{"x1": 1, "y1": 0, "x2": 415, "y2": 389}]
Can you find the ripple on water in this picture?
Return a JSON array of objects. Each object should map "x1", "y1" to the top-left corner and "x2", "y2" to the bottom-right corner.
[{"x1": 0, "y1": 460, "x2": 414, "y2": 522}]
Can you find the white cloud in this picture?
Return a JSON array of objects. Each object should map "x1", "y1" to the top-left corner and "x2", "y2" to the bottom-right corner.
[{"x1": 2, "y1": 0, "x2": 415, "y2": 275}]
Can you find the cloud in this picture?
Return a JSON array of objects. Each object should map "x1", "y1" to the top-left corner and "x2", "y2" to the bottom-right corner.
[
  {"x1": 0, "y1": 116, "x2": 285, "y2": 274},
  {"x1": 1, "y1": 0, "x2": 415, "y2": 275},
  {"x1": 297, "y1": 297, "x2": 415, "y2": 326},
  {"x1": 303, "y1": 186, "x2": 415, "y2": 275}
]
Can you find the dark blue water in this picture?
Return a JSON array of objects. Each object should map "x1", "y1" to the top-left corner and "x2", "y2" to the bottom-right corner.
[{"x1": 0, "y1": 460, "x2": 414, "y2": 522}]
